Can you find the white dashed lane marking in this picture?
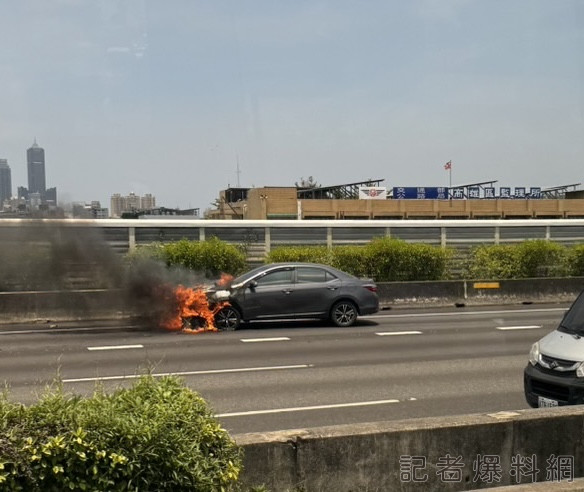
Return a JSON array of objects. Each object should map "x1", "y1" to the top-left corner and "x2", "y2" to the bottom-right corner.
[
  {"x1": 375, "y1": 331, "x2": 423, "y2": 336},
  {"x1": 495, "y1": 326, "x2": 542, "y2": 331},
  {"x1": 62, "y1": 364, "x2": 313, "y2": 383},
  {"x1": 241, "y1": 337, "x2": 291, "y2": 343},
  {"x1": 216, "y1": 399, "x2": 401, "y2": 417},
  {"x1": 87, "y1": 344, "x2": 144, "y2": 351}
]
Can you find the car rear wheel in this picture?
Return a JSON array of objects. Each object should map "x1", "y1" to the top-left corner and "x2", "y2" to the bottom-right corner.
[
  {"x1": 330, "y1": 300, "x2": 357, "y2": 327},
  {"x1": 214, "y1": 306, "x2": 241, "y2": 331}
]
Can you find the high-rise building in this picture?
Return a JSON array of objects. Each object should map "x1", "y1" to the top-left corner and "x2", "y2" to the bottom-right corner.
[
  {"x1": 17, "y1": 186, "x2": 29, "y2": 200},
  {"x1": 110, "y1": 193, "x2": 124, "y2": 218},
  {"x1": 109, "y1": 192, "x2": 158, "y2": 217},
  {"x1": 27, "y1": 139, "x2": 46, "y2": 196},
  {"x1": 45, "y1": 187, "x2": 57, "y2": 205},
  {"x1": 126, "y1": 192, "x2": 141, "y2": 211},
  {"x1": 0, "y1": 159, "x2": 12, "y2": 206},
  {"x1": 141, "y1": 193, "x2": 156, "y2": 210}
]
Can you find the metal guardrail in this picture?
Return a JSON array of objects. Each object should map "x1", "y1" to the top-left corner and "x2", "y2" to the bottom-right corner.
[{"x1": 1, "y1": 219, "x2": 584, "y2": 256}]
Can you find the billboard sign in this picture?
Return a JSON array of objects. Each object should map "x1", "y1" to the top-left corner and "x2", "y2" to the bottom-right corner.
[
  {"x1": 450, "y1": 188, "x2": 465, "y2": 199},
  {"x1": 393, "y1": 187, "x2": 449, "y2": 199},
  {"x1": 500, "y1": 187, "x2": 512, "y2": 199},
  {"x1": 468, "y1": 187, "x2": 480, "y2": 199},
  {"x1": 529, "y1": 187, "x2": 542, "y2": 198},
  {"x1": 515, "y1": 187, "x2": 526, "y2": 198},
  {"x1": 359, "y1": 186, "x2": 387, "y2": 199},
  {"x1": 484, "y1": 187, "x2": 496, "y2": 199},
  {"x1": 393, "y1": 186, "x2": 545, "y2": 199}
]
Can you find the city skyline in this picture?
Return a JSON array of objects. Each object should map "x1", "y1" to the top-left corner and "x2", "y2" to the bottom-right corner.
[
  {"x1": 0, "y1": 1, "x2": 582, "y2": 211},
  {"x1": 0, "y1": 159, "x2": 11, "y2": 206}
]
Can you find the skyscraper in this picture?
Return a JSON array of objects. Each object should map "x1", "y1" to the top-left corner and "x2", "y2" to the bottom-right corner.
[
  {"x1": 141, "y1": 193, "x2": 156, "y2": 210},
  {"x1": 27, "y1": 139, "x2": 46, "y2": 195},
  {"x1": 0, "y1": 159, "x2": 12, "y2": 205}
]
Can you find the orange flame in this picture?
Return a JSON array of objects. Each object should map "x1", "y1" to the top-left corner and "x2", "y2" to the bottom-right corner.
[
  {"x1": 217, "y1": 272, "x2": 234, "y2": 288},
  {"x1": 160, "y1": 284, "x2": 228, "y2": 334}
]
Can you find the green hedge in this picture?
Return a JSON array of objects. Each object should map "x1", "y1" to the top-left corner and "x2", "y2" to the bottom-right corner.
[
  {"x1": 126, "y1": 237, "x2": 247, "y2": 278},
  {"x1": 466, "y1": 240, "x2": 571, "y2": 279},
  {"x1": 570, "y1": 245, "x2": 584, "y2": 277},
  {"x1": 0, "y1": 375, "x2": 242, "y2": 491},
  {"x1": 266, "y1": 238, "x2": 451, "y2": 281},
  {"x1": 266, "y1": 245, "x2": 332, "y2": 265},
  {"x1": 362, "y1": 237, "x2": 451, "y2": 281},
  {"x1": 126, "y1": 237, "x2": 584, "y2": 281}
]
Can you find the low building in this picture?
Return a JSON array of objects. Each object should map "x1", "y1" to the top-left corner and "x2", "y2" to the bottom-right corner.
[
  {"x1": 72, "y1": 201, "x2": 109, "y2": 219},
  {"x1": 110, "y1": 192, "x2": 157, "y2": 218},
  {"x1": 206, "y1": 181, "x2": 584, "y2": 220}
]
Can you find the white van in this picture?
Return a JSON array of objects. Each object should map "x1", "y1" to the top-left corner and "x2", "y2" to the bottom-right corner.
[{"x1": 524, "y1": 290, "x2": 584, "y2": 408}]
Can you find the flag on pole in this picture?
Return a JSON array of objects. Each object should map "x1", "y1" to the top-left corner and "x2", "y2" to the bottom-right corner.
[{"x1": 444, "y1": 160, "x2": 452, "y2": 170}]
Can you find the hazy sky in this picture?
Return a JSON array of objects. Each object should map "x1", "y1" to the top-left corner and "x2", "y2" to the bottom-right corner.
[{"x1": 0, "y1": 0, "x2": 582, "y2": 211}]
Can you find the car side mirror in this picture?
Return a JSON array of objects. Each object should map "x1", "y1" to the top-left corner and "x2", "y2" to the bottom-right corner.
[{"x1": 248, "y1": 280, "x2": 258, "y2": 290}]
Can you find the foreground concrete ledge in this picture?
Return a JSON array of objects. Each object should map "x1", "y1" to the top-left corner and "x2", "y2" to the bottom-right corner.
[
  {"x1": 235, "y1": 407, "x2": 584, "y2": 491},
  {"x1": 484, "y1": 477, "x2": 584, "y2": 491},
  {"x1": 235, "y1": 407, "x2": 584, "y2": 444}
]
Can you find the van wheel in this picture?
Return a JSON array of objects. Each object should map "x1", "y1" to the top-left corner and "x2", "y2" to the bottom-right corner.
[
  {"x1": 214, "y1": 306, "x2": 241, "y2": 331},
  {"x1": 330, "y1": 301, "x2": 357, "y2": 327}
]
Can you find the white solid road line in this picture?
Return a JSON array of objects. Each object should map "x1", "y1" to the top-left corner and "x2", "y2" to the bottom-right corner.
[
  {"x1": 495, "y1": 325, "x2": 543, "y2": 331},
  {"x1": 376, "y1": 331, "x2": 423, "y2": 336},
  {"x1": 0, "y1": 325, "x2": 145, "y2": 336},
  {"x1": 216, "y1": 399, "x2": 401, "y2": 418},
  {"x1": 241, "y1": 337, "x2": 291, "y2": 343},
  {"x1": 87, "y1": 344, "x2": 144, "y2": 351},
  {"x1": 62, "y1": 364, "x2": 313, "y2": 383},
  {"x1": 366, "y1": 307, "x2": 567, "y2": 319}
]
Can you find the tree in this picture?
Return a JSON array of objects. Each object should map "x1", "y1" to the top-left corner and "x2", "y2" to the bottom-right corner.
[{"x1": 295, "y1": 176, "x2": 321, "y2": 188}]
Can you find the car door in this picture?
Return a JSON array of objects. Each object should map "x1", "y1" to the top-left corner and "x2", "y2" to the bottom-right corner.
[
  {"x1": 291, "y1": 266, "x2": 342, "y2": 316},
  {"x1": 239, "y1": 267, "x2": 295, "y2": 320}
]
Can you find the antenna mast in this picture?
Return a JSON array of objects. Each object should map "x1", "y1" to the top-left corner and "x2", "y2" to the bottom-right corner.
[{"x1": 236, "y1": 154, "x2": 241, "y2": 187}]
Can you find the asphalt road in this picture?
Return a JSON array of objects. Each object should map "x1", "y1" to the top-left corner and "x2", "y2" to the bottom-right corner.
[{"x1": 0, "y1": 304, "x2": 570, "y2": 435}]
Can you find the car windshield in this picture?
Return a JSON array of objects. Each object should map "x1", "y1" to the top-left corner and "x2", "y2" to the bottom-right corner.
[
  {"x1": 230, "y1": 265, "x2": 276, "y2": 286},
  {"x1": 559, "y1": 291, "x2": 584, "y2": 335}
]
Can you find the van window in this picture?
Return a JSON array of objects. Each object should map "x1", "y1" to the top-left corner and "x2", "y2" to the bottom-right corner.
[{"x1": 559, "y1": 291, "x2": 584, "y2": 334}]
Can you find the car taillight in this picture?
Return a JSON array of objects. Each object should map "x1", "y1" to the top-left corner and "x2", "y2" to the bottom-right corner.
[{"x1": 363, "y1": 285, "x2": 377, "y2": 292}]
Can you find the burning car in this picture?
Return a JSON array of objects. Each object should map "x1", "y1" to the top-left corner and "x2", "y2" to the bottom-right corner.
[{"x1": 186, "y1": 262, "x2": 379, "y2": 331}]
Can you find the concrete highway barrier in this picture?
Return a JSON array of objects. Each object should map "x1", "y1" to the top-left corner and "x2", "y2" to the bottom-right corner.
[
  {"x1": 235, "y1": 407, "x2": 584, "y2": 491},
  {"x1": 0, "y1": 289, "x2": 131, "y2": 324},
  {"x1": 1, "y1": 277, "x2": 583, "y2": 324},
  {"x1": 377, "y1": 277, "x2": 584, "y2": 308}
]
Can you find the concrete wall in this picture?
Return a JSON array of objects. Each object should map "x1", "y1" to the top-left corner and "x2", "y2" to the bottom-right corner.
[
  {"x1": 0, "y1": 289, "x2": 134, "y2": 324},
  {"x1": 235, "y1": 407, "x2": 584, "y2": 491},
  {"x1": 377, "y1": 277, "x2": 584, "y2": 308}
]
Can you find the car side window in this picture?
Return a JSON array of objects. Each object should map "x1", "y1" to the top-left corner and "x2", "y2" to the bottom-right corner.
[
  {"x1": 255, "y1": 269, "x2": 294, "y2": 286},
  {"x1": 296, "y1": 267, "x2": 337, "y2": 283}
]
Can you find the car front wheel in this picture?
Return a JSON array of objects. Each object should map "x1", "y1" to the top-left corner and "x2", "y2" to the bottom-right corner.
[
  {"x1": 214, "y1": 306, "x2": 241, "y2": 331},
  {"x1": 330, "y1": 300, "x2": 357, "y2": 327}
]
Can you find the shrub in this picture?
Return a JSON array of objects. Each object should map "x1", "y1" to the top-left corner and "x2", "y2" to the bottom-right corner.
[
  {"x1": 361, "y1": 237, "x2": 450, "y2": 281},
  {"x1": 515, "y1": 240, "x2": 569, "y2": 278},
  {"x1": 467, "y1": 240, "x2": 570, "y2": 279},
  {"x1": 127, "y1": 237, "x2": 247, "y2": 278},
  {"x1": 266, "y1": 246, "x2": 332, "y2": 264},
  {"x1": 467, "y1": 244, "x2": 522, "y2": 279},
  {"x1": 330, "y1": 245, "x2": 370, "y2": 278},
  {"x1": 569, "y1": 245, "x2": 584, "y2": 277},
  {"x1": 0, "y1": 376, "x2": 242, "y2": 491},
  {"x1": 264, "y1": 239, "x2": 450, "y2": 281},
  {"x1": 125, "y1": 242, "x2": 166, "y2": 265}
]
